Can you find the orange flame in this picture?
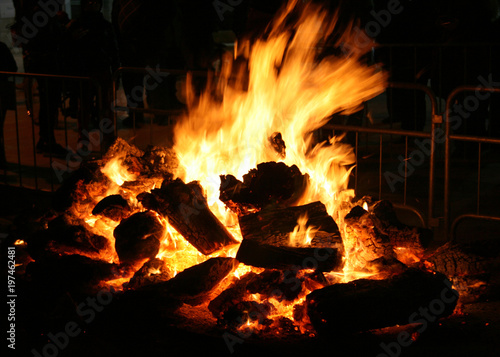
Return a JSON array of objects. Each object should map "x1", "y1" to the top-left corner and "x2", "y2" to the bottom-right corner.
[{"x1": 173, "y1": 0, "x2": 386, "y2": 228}]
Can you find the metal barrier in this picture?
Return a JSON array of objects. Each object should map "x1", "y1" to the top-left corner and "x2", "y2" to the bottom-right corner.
[
  {"x1": 444, "y1": 85, "x2": 500, "y2": 242},
  {"x1": 2, "y1": 61, "x2": 500, "y2": 242},
  {"x1": 0, "y1": 71, "x2": 101, "y2": 192},
  {"x1": 324, "y1": 82, "x2": 442, "y2": 229}
]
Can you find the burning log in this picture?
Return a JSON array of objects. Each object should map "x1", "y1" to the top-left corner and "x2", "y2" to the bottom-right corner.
[
  {"x1": 370, "y1": 200, "x2": 432, "y2": 253},
  {"x1": 52, "y1": 161, "x2": 107, "y2": 212},
  {"x1": 141, "y1": 257, "x2": 237, "y2": 306},
  {"x1": 236, "y1": 239, "x2": 342, "y2": 272},
  {"x1": 208, "y1": 271, "x2": 260, "y2": 319},
  {"x1": 113, "y1": 211, "x2": 164, "y2": 265},
  {"x1": 219, "y1": 162, "x2": 309, "y2": 215},
  {"x1": 344, "y1": 200, "x2": 431, "y2": 266},
  {"x1": 236, "y1": 201, "x2": 343, "y2": 271},
  {"x1": 239, "y1": 201, "x2": 342, "y2": 247},
  {"x1": 126, "y1": 258, "x2": 174, "y2": 290},
  {"x1": 305, "y1": 268, "x2": 459, "y2": 335},
  {"x1": 27, "y1": 214, "x2": 111, "y2": 260},
  {"x1": 92, "y1": 194, "x2": 131, "y2": 221},
  {"x1": 422, "y1": 240, "x2": 500, "y2": 302},
  {"x1": 138, "y1": 178, "x2": 239, "y2": 255}
]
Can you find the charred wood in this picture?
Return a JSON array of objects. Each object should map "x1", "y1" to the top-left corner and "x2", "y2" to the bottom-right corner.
[
  {"x1": 26, "y1": 214, "x2": 111, "y2": 260},
  {"x1": 238, "y1": 201, "x2": 342, "y2": 248},
  {"x1": 92, "y1": 194, "x2": 131, "y2": 221},
  {"x1": 138, "y1": 178, "x2": 239, "y2": 255},
  {"x1": 422, "y1": 240, "x2": 500, "y2": 302},
  {"x1": 113, "y1": 211, "x2": 164, "y2": 265},
  {"x1": 344, "y1": 200, "x2": 430, "y2": 265},
  {"x1": 140, "y1": 257, "x2": 237, "y2": 306},
  {"x1": 306, "y1": 268, "x2": 459, "y2": 335},
  {"x1": 25, "y1": 254, "x2": 119, "y2": 294},
  {"x1": 236, "y1": 239, "x2": 342, "y2": 272},
  {"x1": 126, "y1": 258, "x2": 174, "y2": 290},
  {"x1": 219, "y1": 162, "x2": 308, "y2": 215}
]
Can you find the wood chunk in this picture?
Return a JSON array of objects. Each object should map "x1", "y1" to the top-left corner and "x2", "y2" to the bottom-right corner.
[
  {"x1": 236, "y1": 239, "x2": 342, "y2": 272},
  {"x1": 221, "y1": 300, "x2": 274, "y2": 329},
  {"x1": 220, "y1": 161, "x2": 309, "y2": 215},
  {"x1": 92, "y1": 194, "x2": 131, "y2": 221},
  {"x1": 113, "y1": 211, "x2": 164, "y2": 265},
  {"x1": 126, "y1": 258, "x2": 174, "y2": 290},
  {"x1": 422, "y1": 240, "x2": 500, "y2": 302},
  {"x1": 25, "y1": 254, "x2": 119, "y2": 293},
  {"x1": 239, "y1": 201, "x2": 342, "y2": 247},
  {"x1": 27, "y1": 214, "x2": 111, "y2": 260},
  {"x1": 344, "y1": 205, "x2": 394, "y2": 263},
  {"x1": 138, "y1": 178, "x2": 239, "y2": 255},
  {"x1": 306, "y1": 268, "x2": 459, "y2": 335},
  {"x1": 371, "y1": 200, "x2": 432, "y2": 252},
  {"x1": 145, "y1": 257, "x2": 237, "y2": 306},
  {"x1": 208, "y1": 272, "x2": 260, "y2": 319},
  {"x1": 246, "y1": 269, "x2": 304, "y2": 302},
  {"x1": 52, "y1": 161, "x2": 106, "y2": 211},
  {"x1": 140, "y1": 145, "x2": 179, "y2": 178}
]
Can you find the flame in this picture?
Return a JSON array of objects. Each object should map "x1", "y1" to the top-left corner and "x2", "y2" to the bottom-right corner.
[
  {"x1": 101, "y1": 155, "x2": 137, "y2": 188},
  {"x1": 63, "y1": 0, "x2": 391, "y2": 333},
  {"x1": 173, "y1": 0, "x2": 386, "y2": 227},
  {"x1": 289, "y1": 214, "x2": 318, "y2": 247}
]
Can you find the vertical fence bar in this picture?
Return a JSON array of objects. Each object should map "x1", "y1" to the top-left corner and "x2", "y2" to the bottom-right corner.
[
  {"x1": 477, "y1": 142, "x2": 481, "y2": 216},
  {"x1": 379, "y1": 134, "x2": 383, "y2": 200},
  {"x1": 354, "y1": 132, "x2": 358, "y2": 194},
  {"x1": 404, "y1": 136, "x2": 408, "y2": 205},
  {"x1": 14, "y1": 75, "x2": 24, "y2": 188}
]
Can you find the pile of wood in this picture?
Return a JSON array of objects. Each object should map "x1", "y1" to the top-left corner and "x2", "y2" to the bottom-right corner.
[{"x1": 19, "y1": 138, "x2": 464, "y2": 340}]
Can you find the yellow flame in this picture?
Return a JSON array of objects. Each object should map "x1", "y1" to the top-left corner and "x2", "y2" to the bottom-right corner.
[
  {"x1": 101, "y1": 155, "x2": 137, "y2": 187},
  {"x1": 289, "y1": 214, "x2": 318, "y2": 247},
  {"x1": 173, "y1": 0, "x2": 386, "y2": 228}
]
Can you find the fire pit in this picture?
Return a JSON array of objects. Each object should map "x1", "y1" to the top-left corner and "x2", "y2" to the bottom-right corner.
[{"x1": 6, "y1": 1, "x2": 500, "y2": 356}]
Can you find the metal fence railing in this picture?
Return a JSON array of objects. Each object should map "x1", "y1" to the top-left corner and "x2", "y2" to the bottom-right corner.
[
  {"x1": 2, "y1": 49, "x2": 500, "y2": 241},
  {"x1": 0, "y1": 71, "x2": 101, "y2": 192}
]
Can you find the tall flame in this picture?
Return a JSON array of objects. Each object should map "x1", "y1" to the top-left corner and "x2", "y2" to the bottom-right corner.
[{"x1": 173, "y1": 0, "x2": 386, "y2": 224}]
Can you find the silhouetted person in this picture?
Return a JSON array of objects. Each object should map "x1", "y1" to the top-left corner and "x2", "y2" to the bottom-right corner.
[
  {"x1": 66, "y1": 0, "x2": 119, "y2": 151},
  {"x1": 15, "y1": 1, "x2": 68, "y2": 157},
  {"x1": 0, "y1": 41, "x2": 18, "y2": 169}
]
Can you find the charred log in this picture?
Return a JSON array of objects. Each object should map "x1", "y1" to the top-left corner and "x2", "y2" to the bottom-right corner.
[
  {"x1": 238, "y1": 201, "x2": 342, "y2": 247},
  {"x1": 236, "y1": 239, "x2": 342, "y2": 272},
  {"x1": 25, "y1": 254, "x2": 119, "y2": 294},
  {"x1": 221, "y1": 300, "x2": 274, "y2": 329},
  {"x1": 113, "y1": 211, "x2": 164, "y2": 265},
  {"x1": 126, "y1": 258, "x2": 174, "y2": 290},
  {"x1": 344, "y1": 200, "x2": 430, "y2": 265},
  {"x1": 92, "y1": 194, "x2": 131, "y2": 221},
  {"x1": 371, "y1": 200, "x2": 432, "y2": 252},
  {"x1": 219, "y1": 162, "x2": 308, "y2": 215},
  {"x1": 52, "y1": 161, "x2": 105, "y2": 211},
  {"x1": 26, "y1": 214, "x2": 111, "y2": 260},
  {"x1": 422, "y1": 240, "x2": 500, "y2": 302},
  {"x1": 138, "y1": 178, "x2": 239, "y2": 255},
  {"x1": 141, "y1": 257, "x2": 237, "y2": 306},
  {"x1": 306, "y1": 268, "x2": 459, "y2": 335},
  {"x1": 246, "y1": 269, "x2": 304, "y2": 301}
]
